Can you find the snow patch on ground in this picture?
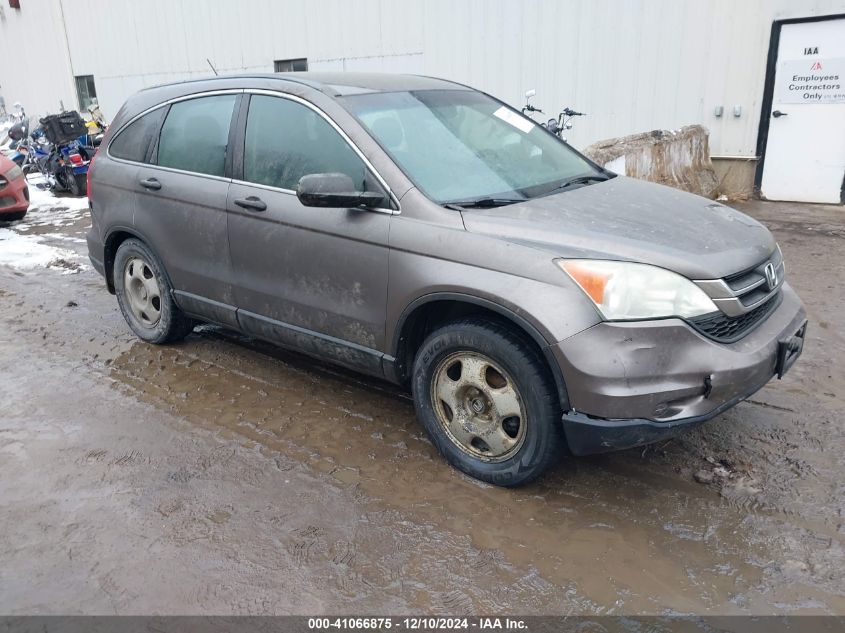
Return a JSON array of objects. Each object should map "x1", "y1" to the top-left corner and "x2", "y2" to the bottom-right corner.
[
  {"x1": 21, "y1": 196, "x2": 90, "y2": 228},
  {"x1": 0, "y1": 175, "x2": 89, "y2": 273},
  {"x1": 0, "y1": 228, "x2": 83, "y2": 273},
  {"x1": 17, "y1": 175, "x2": 91, "y2": 228},
  {"x1": 27, "y1": 175, "x2": 89, "y2": 210}
]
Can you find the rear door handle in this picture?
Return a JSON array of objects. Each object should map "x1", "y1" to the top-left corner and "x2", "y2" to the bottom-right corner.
[
  {"x1": 139, "y1": 177, "x2": 161, "y2": 190},
  {"x1": 234, "y1": 196, "x2": 267, "y2": 212}
]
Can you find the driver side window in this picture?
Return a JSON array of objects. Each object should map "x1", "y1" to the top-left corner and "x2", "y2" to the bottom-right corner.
[{"x1": 243, "y1": 95, "x2": 368, "y2": 191}]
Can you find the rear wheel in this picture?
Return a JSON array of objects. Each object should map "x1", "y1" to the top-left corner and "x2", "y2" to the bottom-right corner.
[
  {"x1": 113, "y1": 239, "x2": 194, "y2": 344},
  {"x1": 68, "y1": 170, "x2": 86, "y2": 196},
  {"x1": 62, "y1": 169, "x2": 88, "y2": 196},
  {"x1": 411, "y1": 318, "x2": 565, "y2": 486}
]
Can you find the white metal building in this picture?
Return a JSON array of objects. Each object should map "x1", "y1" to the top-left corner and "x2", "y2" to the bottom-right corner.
[{"x1": 1, "y1": 0, "x2": 844, "y2": 202}]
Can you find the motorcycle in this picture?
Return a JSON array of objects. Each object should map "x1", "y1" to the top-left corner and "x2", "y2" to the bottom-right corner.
[
  {"x1": 80, "y1": 100, "x2": 108, "y2": 148},
  {"x1": 6, "y1": 116, "x2": 29, "y2": 152},
  {"x1": 522, "y1": 89, "x2": 586, "y2": 142},
  {"x1": 10, "y1": 111, "x2": 95, "y2": 195},
  {"x1": 46, "y1": 138, "x2": 95, "y2": 196},
  {"x1": 6, "y1": 102, "x2": 26, "y2": 126},
  {"x1": 24, "y1": 110, "x2": 94, "y2": 196},
  {"x1": 8, "y1": 119, "x2": 36, "y2": 163}
]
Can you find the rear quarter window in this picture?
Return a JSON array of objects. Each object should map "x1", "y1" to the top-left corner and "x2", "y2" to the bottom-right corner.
[{"x1": 109, "y1": 107, "x2": 167, "y2": 163}]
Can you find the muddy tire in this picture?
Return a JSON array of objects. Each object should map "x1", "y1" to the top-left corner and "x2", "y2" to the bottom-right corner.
[
  {"x1": 69, "y1": 173, "x2": 87, "y2": 197},
  {"x1": 412, "y1": 318, "x2": 565, "y2": 487},
  {"x1": 113, "y1": 238, "x2": 193, "y2": 344}
]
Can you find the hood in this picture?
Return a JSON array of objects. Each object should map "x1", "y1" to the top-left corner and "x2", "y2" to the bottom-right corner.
[{"x1": 460, "y1": 176, "x2": 776, "y2": 280}]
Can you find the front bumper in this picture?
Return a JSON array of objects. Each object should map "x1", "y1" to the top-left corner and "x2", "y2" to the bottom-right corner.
[
  {"x1": 0, "y1": 177, "x2": 29, "y2": 215},
  {"x1": 552, "y1": 283, "x2": 807, "y2": 455}
]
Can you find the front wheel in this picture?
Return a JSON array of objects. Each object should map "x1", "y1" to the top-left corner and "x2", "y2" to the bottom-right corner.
[{"x1": 411, "y1": 318, "x2": 565, "y2": 486}]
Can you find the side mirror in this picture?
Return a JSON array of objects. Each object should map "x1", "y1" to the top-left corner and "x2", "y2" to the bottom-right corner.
[{"x1": 296, "y1": 173, "x2": 386, "y2": 209}]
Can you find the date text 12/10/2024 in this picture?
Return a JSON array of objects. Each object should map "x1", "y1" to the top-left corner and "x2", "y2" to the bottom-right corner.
[{"x1": 308, "y1": 618, "x2": 528, "y2": 630}]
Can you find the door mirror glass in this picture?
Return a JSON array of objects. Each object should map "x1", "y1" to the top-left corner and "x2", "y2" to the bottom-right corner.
[{"x1": 296, "y1": 173, "x2": 386, "y2": 208}]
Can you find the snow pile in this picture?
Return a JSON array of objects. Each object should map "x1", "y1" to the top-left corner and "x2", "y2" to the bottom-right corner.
[
  {"x1": 0, "y1": 175, "x2": 90, "y2": 273},
  {"x1": 0, "y1": 228, "x2": 83, "y2": 273},
  {"x1": 21, "y1": 177, "x2": 90, "y2": 228}
]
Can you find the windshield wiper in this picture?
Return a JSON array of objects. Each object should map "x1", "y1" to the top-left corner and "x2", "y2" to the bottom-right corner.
[
  {"x1": 442, "y1": 197, "x2": 524, "y2": 210},
  {"x1": 548, "y1": 174, "x2": 610, "y2": 194}
]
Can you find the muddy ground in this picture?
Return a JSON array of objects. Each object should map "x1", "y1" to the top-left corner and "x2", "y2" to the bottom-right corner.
[{"x1": 0, "y1": 193, "x2": 843, "y2": 616}]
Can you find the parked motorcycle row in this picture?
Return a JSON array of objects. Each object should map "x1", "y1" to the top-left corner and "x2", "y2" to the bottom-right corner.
[{"x1": 4, "y1": 103, "x2": 106, "y2": 197}]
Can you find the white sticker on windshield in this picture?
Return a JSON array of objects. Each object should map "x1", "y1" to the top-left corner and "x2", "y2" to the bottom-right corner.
[{"x1": 493, "y1": 106, "x2": 535, "y2": 134}]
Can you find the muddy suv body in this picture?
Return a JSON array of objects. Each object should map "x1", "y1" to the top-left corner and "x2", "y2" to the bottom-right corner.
[{"x1": 87, "y1": 73, "x2": 807, "y2": 485}]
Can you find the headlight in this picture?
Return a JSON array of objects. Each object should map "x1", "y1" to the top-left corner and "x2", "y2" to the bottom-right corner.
[{"x1": 557, "y1": 259, "x2": 717, "y2": 320}]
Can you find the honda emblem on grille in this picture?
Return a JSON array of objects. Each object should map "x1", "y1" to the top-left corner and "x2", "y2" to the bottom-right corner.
[{"x1": 764, "y1": 262, "x2": 778, "y2": 290}]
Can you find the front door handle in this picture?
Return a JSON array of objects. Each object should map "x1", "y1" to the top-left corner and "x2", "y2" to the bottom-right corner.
[
  {"x1": 139, "y1": 177, "x2": 161, "y2": 190},
  {"x1": 772, "y1": 110, "x2": 788, "y2": 118},
  {"x1": 234, "y1": 196, "x2": 267, "y2": 212}
]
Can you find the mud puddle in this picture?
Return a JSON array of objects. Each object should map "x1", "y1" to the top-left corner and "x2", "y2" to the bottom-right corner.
[{"x1": 100, "y1": 326, "x2": 844, "y2": 614}]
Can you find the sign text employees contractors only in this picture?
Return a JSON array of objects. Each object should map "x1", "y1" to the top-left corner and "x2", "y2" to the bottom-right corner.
[{"x1": 776, "y1": 58, "x2": 845, "y2": 104}]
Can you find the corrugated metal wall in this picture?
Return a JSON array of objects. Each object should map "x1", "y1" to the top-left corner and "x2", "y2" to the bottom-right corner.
[
  {"x1": 420, "y1": 0, "x2": 845, "y2": 154},
  {"x1": 0, "y1": 1, "x2": 77, "y2": 117},
  {"x1": 2, "y1": 0, "x2": 844, "y2": 155}
]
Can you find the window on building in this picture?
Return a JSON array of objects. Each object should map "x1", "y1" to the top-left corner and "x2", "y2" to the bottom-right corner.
[
  {"x1": 109, "y1": 107, "x2": 167, "y2": 163},
  {"x1": 243, "y1": 95, "x2": 366, "y2": 191},
  {"x1": 274, "y1": 58, "x2": 308, "y2": 73},
  {"x1": 75, "y1": 75, "x2": 98, "y2": 111},
  {"x1": 157, "y1": 95, "x2": 237, "y2": 177}
]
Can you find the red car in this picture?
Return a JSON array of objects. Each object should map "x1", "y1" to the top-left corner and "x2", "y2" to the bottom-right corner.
[{"x1": 0, "y1": 153, "x2": 29, "y2": 221}]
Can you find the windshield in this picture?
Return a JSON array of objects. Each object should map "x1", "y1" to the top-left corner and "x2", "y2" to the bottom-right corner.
[{"x1": 341, "y1": 89, "x2": 601, "y2": 204}]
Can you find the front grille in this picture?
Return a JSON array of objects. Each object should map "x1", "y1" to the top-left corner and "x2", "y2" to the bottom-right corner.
[
  {"x1": 690, "y1": 292, "x2": 781, "y2": 343},
  {"x1": 693, "y1": 248, "x2": 785, "y2": 331},
  {"x1": 0, "y1": 196, "x2": 16, "y2": 208}
]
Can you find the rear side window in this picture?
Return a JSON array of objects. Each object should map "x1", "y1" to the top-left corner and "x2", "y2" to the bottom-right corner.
[
  {"x1": 243, "y1": 95, "x2": 366, "y2": 190},
  {"x1": 109, "y1": 107, "x2": 166, "y2": 163},
  {"x1": 157, "y1": 94, "x2": 236, "y2": 177}
]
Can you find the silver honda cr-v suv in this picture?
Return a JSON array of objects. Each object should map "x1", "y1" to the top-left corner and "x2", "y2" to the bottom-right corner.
[{"x1": 87, "y1": 73, "x2": 807, "y2": 486}]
